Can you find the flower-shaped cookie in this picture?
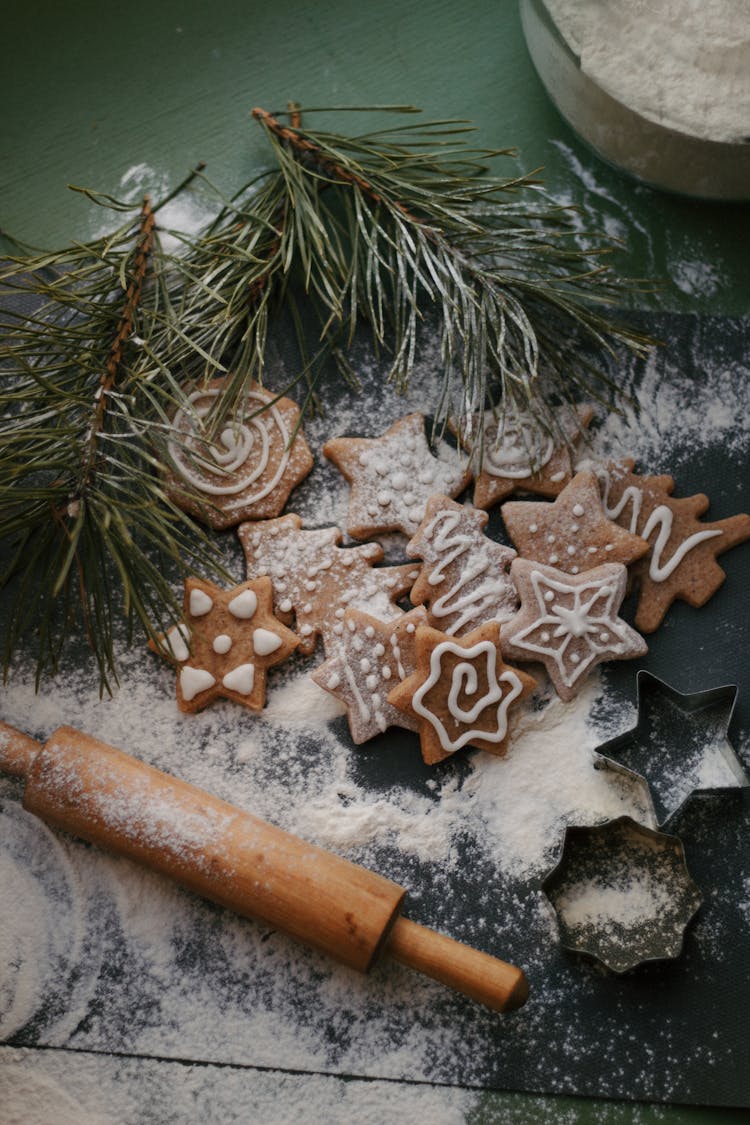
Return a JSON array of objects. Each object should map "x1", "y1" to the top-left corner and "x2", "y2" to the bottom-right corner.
[
  {"x1": 387, "y1": 621, "x2": 536, "y2": 764},
  {"x1": 500, "y1": 559, "x2": 647, "y2": 701},
  {"x1": 153, "y1": 576, "x2": 299, "y2": 712},
  {"x1": 164, "y1": 380, "x2": 313, "y2": 530}
]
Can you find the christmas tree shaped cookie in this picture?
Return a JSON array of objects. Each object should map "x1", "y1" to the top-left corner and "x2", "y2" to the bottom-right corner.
[
  {"x1": 464, "y1": 403, "x2": 594, "y2": 509},
  {"x1": 595, "y1": 460, "x2": 750, "y2": 632},
  {"x1": 153, "y1": 576, "x2": 299, "y2": 712},
  {"x1": 311, "y1": 606, "x2": 428, "y2": 743},
  {"x1": 501, "y1": 470, "x2": 650, "y2": 576},
  {"x1": 406, "y1": 495, "x2": 518, "y2": 636},
  {"x1": 387, "y1": 621, "x2": 536, "y2": 764},
  {"x1": 238, "y1": 514, "x2": 419, "y2": 654},
  {"x1": 323, "y1": 412, "x2": 471, "y2": 538},
  {"x1": 501, "y1": 559, "x2": 647, "y2": 701}
]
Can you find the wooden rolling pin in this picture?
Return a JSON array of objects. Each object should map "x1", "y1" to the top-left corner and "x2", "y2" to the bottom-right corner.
[{"x1": 0, "y1": 721, "x2": 528, "y2": 1012}]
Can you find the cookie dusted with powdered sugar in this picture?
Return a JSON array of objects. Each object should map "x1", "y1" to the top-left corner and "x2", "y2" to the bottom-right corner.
[
  {"x1": 462, "y1": 403, "x2": 594, "y2": 510},
  {"x1": 163, "y1": 380, "x2": 313, "y2": 530},
  {"x1": 387, "y1": 621, "x2": 537, "y2": 765},
  {"x1": 238, "y1": 514, "x2": 419, "y2": 655},
  {"x1": 501, "y1": 471, "x2": 649, "y2": 576},
  {"x1": 311, "y1": 606, "x2": 428, "y2": 744},
  {"x1": 592, "y1": 460, "x2": 750, "y2": 633},
  {"x1": 500, "y1": 559, "x2": 647, "y2": 701},
  {"x1": 406, "y1": 495, "x2": 518, "y2": 636},
  {"x1": 323, "y1": 413, "x2": 471, "y2": 539},
  {"x1": 151, "y1": 576, "x2": 299, "y2": 712}
]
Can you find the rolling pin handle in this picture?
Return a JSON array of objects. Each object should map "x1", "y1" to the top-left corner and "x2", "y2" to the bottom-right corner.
[{"x1": 0, "y1": 721, "x2": 42, "y2": 779}]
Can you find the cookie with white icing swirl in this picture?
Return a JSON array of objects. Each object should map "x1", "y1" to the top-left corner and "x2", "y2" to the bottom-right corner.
[{"x1": 164, "y1": 380, "x2": 313, "y2": 530}]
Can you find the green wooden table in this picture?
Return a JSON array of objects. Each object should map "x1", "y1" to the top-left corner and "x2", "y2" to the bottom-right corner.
[{"x1": 1, "y1": 2, "x2": 748, "y2": 1121}]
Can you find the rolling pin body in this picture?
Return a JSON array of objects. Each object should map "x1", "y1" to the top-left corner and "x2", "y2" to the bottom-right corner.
[{"x1": 1, "y1": 720, "x2": 528, "y2": 1011}]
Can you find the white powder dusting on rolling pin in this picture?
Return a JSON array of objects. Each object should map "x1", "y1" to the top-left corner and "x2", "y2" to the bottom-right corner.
[{"x1": 546, "y1": 0, "x2": 750, "y2": 142}]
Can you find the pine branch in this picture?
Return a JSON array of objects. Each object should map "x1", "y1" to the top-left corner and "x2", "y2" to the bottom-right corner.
[{"x1": 0, "y1": 187, "x2": 226, "y2": 690}]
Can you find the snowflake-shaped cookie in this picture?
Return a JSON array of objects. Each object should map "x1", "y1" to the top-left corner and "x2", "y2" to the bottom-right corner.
[
  {"x1": 501, "y1": 470, "x2": 649, "y2": 575},
  {"x1": 387, "y1": 621, "x2": 537, "y2": 764},
  {"x1": 323, "y1": 412, "x2": 471, "y2": 538},
  {"x1": 406, "y1": 495, "x2": 518, "y2": 636},
  {"x1": 311, "y1": 607, "x2": 428, "y2": 743},
  {"x1": 463, "y1": 403, "x2": 593, "y2": 510},
  {"x1": 501, "y1": 559, "x2": 647, "y2": 701},
  {"x1": 153, "y1": 576, "x2": 298, "y2": 712},
  {"x1": 593, "y1": 459, "x2": 750, "y2": 632},
  {"x1": 163, "y1": 380, "x2": 313, "y2": 529},
  {"x1": 238, "y1": 514, "x2": 419, "y2": 655}
]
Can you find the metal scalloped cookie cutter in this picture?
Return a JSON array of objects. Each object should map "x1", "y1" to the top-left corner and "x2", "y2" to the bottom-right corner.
[
  {"x1": 594, "y1": 671, "x2": 749, "y2": 828},
  {"x1": 542, "y1": 816, "x2": 702, "y2": 973}
]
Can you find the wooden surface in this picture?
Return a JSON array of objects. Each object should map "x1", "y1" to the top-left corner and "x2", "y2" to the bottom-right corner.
[{"x1": 2, "y1": 2, "x2": 749, "y2": 1121}]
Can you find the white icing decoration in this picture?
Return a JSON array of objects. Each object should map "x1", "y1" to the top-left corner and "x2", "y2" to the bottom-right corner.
[
  {"x1": 228, "y1": 590, "x2": 258, "y2": 619},
  {"x1": 222, "y1": 663, "x2": 255, "y2": 695},
  {"x1": 482, "y1": 411, "x2": 555, "y2": 478},
  {"x1": 512, "y1": 569, "x2": 633, "y2": 688},
  {"x1": 180, "y1": 666, "x2": 216, "y2": 701},
  {"x1": 167, "y1": 388, "x2": 291, "y2": 506},
  {"x1": 418, "y1": 509, "x2": 516, "y2": 635},
  {"x1": 212, "y1": 634, "x2": 232, "y2": 655},
  {"x1": 412, "y1": 639, "x2": 523, "y2": 753},
  {"x1": 252, "y1": 628, "x2": 283, "y2": 656},
  {"x1": 164, "y1": 623, "x2": 190, "y2": 662},
  {"x1": 596, "y1": 471, "x2": 722, "y2": 582},
  {"x1": 189, "y1": 588, "x2": 213, "y2": 617}
]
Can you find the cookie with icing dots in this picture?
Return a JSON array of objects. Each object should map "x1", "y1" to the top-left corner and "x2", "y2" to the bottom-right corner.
[
  {"x1": 406, "y1": 495, "x2": 518, "y2": 636},
  {"x1": 311, "y1": 606, "x2": 428, "y2": 744},
  {"x1": 322, "y1": 412, "x2": 472, "y2": 538},
  {"x1": 151, "y1": 576, "x2": 299, "y2": 712},
  {"x1": 238, "y1": 513, "x2": 420, "y2": 655},
  {"x1": 501, "y1": 470, "x2": 650, "y2": 576},
  {"x1": 163, "y1": 379, "x2": 314, "y2": 530},
  {"x1": 387, "y1": 621, "x2": 537, "y2": 765},
  {"x1": 460, "y1": 403, "x2": 594, "y2": 510},
  {"x1": 593, "y1": 459, "x2": 750, "y2": 633},
  {"x1": 500, "y1": 558, "x2": 647, "y2": 701}
]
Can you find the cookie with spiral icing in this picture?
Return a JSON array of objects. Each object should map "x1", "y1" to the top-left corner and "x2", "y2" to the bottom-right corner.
[{"x1": 164, "y1": 380, "x2": 313, "y2": 530}]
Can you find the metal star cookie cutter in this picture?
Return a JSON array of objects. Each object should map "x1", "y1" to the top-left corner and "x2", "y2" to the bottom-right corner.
[
  {"x1": 541, "y1": 816, "x2": 702, "y2": 973},
  {"x1": 593, "y1": 671, "x2": 749, "y2": 827}
]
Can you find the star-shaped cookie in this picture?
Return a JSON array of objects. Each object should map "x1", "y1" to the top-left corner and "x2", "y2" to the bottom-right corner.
[
  {"x1": 323, "y1": 412, "x2": 471, "y2": 538},
  {"x1": 387, "y1": 621, "x2": 537, "y2": 764},
  {"x1": 463, "y1": 403, "x2": 594, "y2": 510},
  {"x1": 593, "y1": 460, "x2": 750, "y2": 632},
  {"x1": 500, "y1": 559, "x2": 647, "y2": 701},
  {"x1": 594, "y1": 672, "x2": 749, "y2": 826},
  {"x1": 152, "y1": 576, "x2": 299, "y2": 712},
  {"x1": 163, "y1": 379, "x2": 313, "y2": 530},
  {"x1": 311, "y1": 606, "x2": 428, "y2": 743},
  {"x1": 406, "y1": 495, "x2": 518, "y2": 636},
  {"x1": 501, "y1": 470, "x2": 650, "y2": 575},
  {"x1": 238, "y1": 514, "x2": 419, "y2": 655}
]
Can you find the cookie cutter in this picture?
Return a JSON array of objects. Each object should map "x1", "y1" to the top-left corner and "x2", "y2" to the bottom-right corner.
[
  {"x1": 593, "y1": 671, "x2": 749, "y2": 827},
  {"x1": 541, "y1": 816, "x2": 702, "y2": 973}
]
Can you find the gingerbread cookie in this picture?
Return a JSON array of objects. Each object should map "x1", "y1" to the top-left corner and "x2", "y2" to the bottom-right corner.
[
  {"x1": 322, "y1": 412, "x2": 471, "y2": 538},
  {"x1": 164, "y1": 380, "x2": 313, "y2": 529},
  {"x1": 500, "y1": 559, "x2": 647, "y2": 701},
  {"x1": 238, "y1": 514, "x2": 419, "y2": 655},
  {"x1": 462, "y1": 403, "x2": 594, "y2": 510},
  {"x1": 387, "y1": 621, "x2": 537, "y2": 764},
  {"x1": 311, "y1": 606, "x2": 428, "y2": 743},
  {"x1": 501, "y1": 470, "x2": 649, "y2": 576},
  {"x1": 593, "y1": 460, "x2": 750, "y2": 633},
  {"x1": 152, "y1": 576, "x2": 299, "y2": 712},
  {"x1": 406, "y1": 495, "x2": 518, "y2": 636}
]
